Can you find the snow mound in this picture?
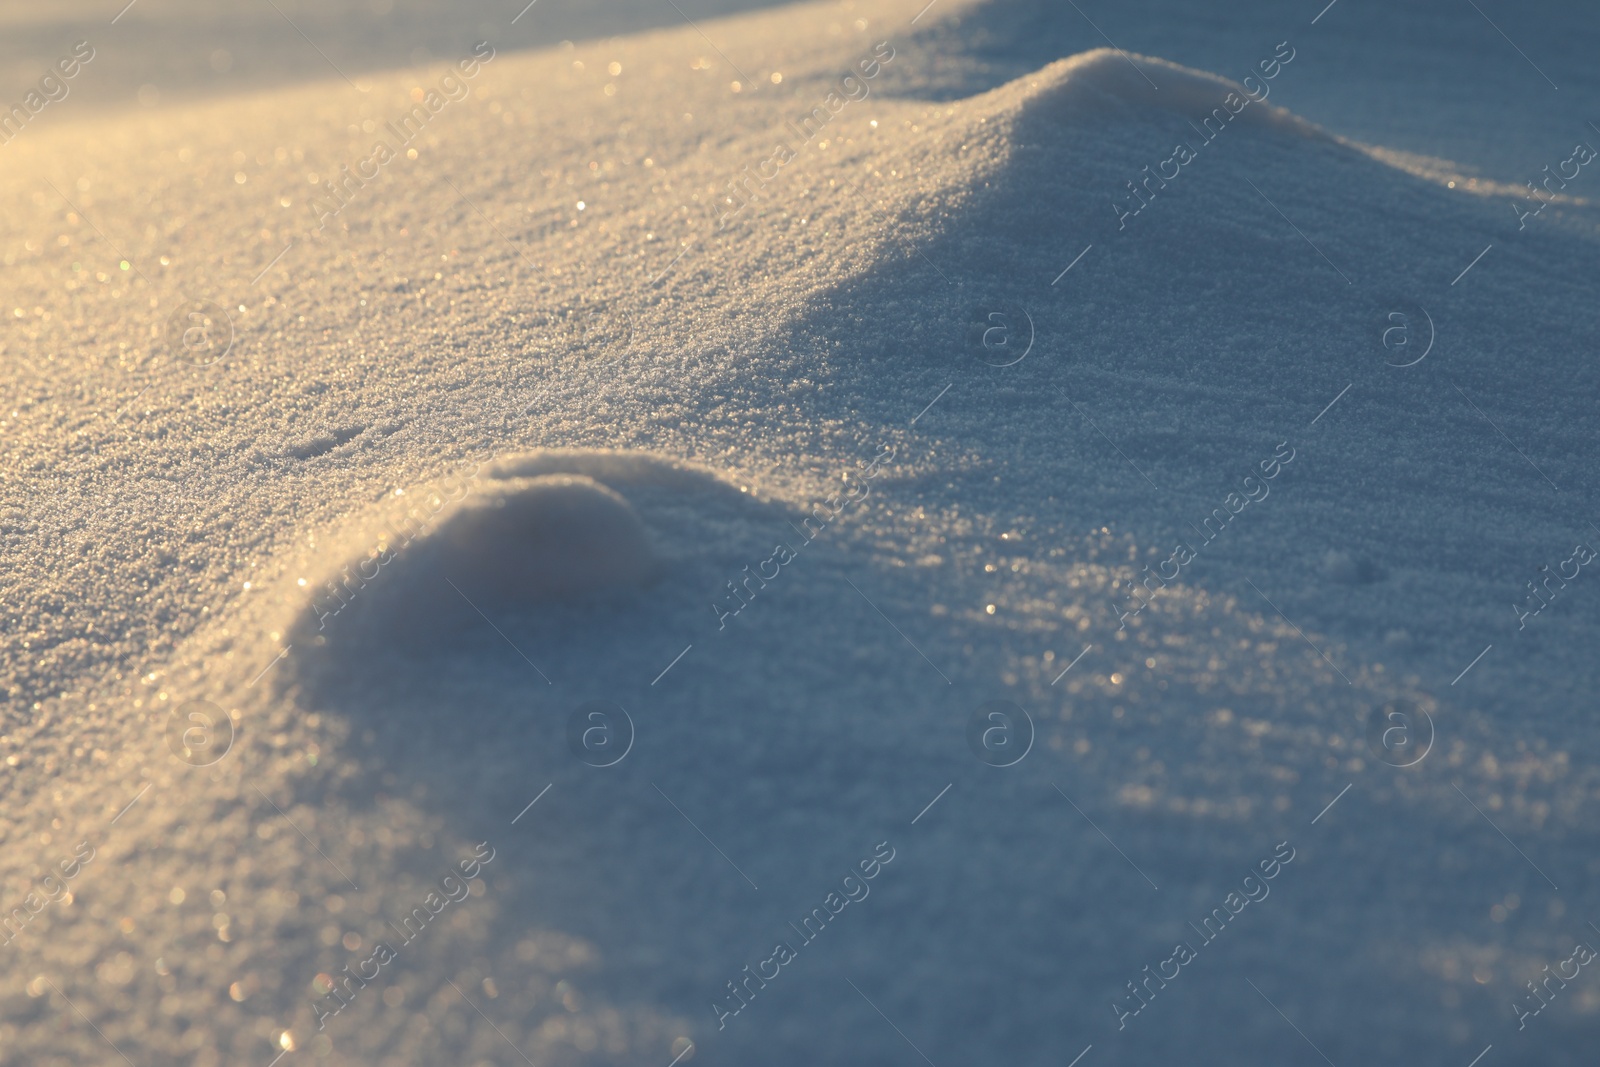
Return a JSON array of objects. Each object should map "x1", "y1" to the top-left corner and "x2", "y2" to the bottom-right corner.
[
  {"x1": 425, "y1": 473, "x2": 657, "y2": 601},
  {"x1": 482, "y1": 448, "x2": 749, "y2": 495},
  {"x1": 280, "y1": 461, "x2": 677, "y2": 655},
  {"x1": 1021, "y1": 47, "x2": 1327, "y2": 139}
]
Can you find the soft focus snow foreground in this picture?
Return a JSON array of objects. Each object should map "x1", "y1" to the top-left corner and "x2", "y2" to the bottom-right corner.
[{"x1": 3, "y1": 0, "x2": 1600, "y2": 1063}]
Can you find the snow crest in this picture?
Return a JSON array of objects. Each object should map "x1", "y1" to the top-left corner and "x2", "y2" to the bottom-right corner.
[{"x1": 1020, "y1": 47, "x2": 1327, "y2": 139}]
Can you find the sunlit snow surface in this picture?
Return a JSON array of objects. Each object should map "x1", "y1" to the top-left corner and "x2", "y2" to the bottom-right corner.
[{"x1": 1, "y1": 0, "x2": 1599, "y2": 1064}]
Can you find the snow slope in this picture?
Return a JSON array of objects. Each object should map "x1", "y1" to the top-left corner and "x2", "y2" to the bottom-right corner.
[{"x1": 2, "y1": 0, "x2": 1599, "y2": 1064}]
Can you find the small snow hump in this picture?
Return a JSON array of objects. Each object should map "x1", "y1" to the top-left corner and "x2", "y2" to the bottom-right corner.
[
  {"x1": 431, "y1": 473, "x2": 657, "y2": 601},
  {"x1": 1020, "y1": 47, "x2": 1327, "y2": 141},
  {"x1": 282, "y1": 464, "x2": 669, "y2": 658}
]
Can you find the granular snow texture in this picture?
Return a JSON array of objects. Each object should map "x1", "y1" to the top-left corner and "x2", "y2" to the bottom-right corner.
[{"x1": 1, "y1": 0, "x2": 1599, "y2": 1065}]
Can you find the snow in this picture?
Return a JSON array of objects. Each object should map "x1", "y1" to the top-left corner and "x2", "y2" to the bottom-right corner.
[
  {"x1": 405, "y1": 470, "x2": 656, "y2": 598},
  {"x1": 2, "y1": 0, "x2": 1599, "y2": 1064}
]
